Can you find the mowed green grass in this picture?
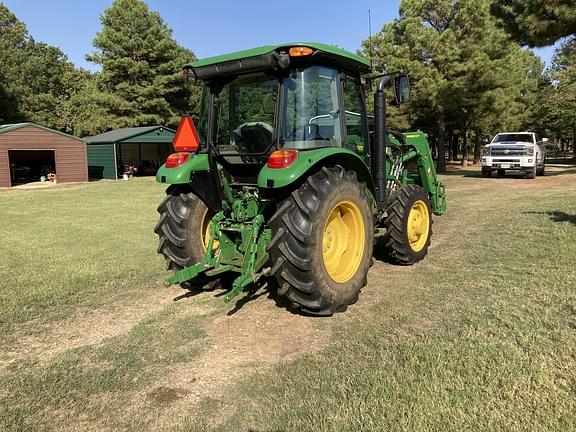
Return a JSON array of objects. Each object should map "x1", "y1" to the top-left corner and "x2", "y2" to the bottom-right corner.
[
  {"x1": 1, "y1": 170, "x2": 576, "y2": 431},
  {"x1": 0, "y1": 178, "x2": 167, "y2": 336},
  {"x1": 210, "y1": 173, "x2": 576, "y2": 432},
  {"x1": 0, "y1": 178, "x2": 213, "y2": 431}
]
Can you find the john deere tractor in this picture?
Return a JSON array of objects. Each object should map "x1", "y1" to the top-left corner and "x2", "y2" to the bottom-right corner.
[{"x1": 154, "y1": 42, "x2": 446, "y2": 315}]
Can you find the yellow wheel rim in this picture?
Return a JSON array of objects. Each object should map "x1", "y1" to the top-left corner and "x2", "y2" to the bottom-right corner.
[
  {"x1": 407, "y1": 200, "x2": 430, "y2": 252},
  {"x1": 201, "y1": 209, "x2": 219, "y2": 251},
  {"x1": 322, "y1": 200, "x2": 365, "y2": 283}
]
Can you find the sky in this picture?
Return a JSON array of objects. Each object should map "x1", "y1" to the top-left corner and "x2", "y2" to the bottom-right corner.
[{"x1": 2, "y1": 0, "x2": 557, "y2": 71}]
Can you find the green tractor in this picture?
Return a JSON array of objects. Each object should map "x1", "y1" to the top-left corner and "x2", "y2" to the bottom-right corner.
[{"x1": 154, "y1": 42, "x2": 446, "y2": 315}]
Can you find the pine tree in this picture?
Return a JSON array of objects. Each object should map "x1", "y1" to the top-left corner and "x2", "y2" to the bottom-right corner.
[
  {"x1": 0, "y1": 4, "x2": 27, "y2": 123},
  {"x1": 549, "y1": 38, "x2": 576, "y2": 153},
  {"x1": 0, "y1": 4, "x2": 88, "y2": 131},
  {"x1": 87, "y1": 0, "x2": 198, "y2": 130},
  {"x1": 491, "y1": 0, "x2": 576, "y2": 47},
  {"x1": 362, "y1": 0, "x2": 548, "y2": 170}
]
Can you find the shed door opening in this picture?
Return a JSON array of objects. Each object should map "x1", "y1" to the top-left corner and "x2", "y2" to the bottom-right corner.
[
  {"x1": 116, "y1": 143, "x2": 173, "y2": 177},
  {"x1": 9, "y1": 149, "x2": 56, "y2": 186}
]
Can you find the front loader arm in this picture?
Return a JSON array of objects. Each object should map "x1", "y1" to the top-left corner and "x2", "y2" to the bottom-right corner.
[{"x1": 403, "y1": 132, "x2": 447, "y2": 216}]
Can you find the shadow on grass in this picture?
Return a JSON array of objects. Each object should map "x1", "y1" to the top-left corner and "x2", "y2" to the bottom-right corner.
[
  {"x1": 227, "y1": 287, "x2": 268, "y2": 316},
  {"x1": 439, "y1": 169, "x2": 527, "y2": 178},
  {"x1": 546, "y1": 157, "x2": 576, "y2": 165},
  {"x1": 543, "y1": 166, "x2": 576, "y2": 176},
  {"x1": 173, "y1": 289, "x2": 206, "y2": 302},
  {"x1": 438, "y1": 169, "x2": 480, "y2": 178},
  {"x1": 438, "y1": 159, "x2": 576, "y2": 178},
  {"x1": 444, "y1": 169, "x2": 576, "y2": 179},
  {"x1": 524, "y1": 211, "x2": 576, "y2": 225},
  {"x1": 173, "y1": 277, "x2": 272, "y2": 316}
]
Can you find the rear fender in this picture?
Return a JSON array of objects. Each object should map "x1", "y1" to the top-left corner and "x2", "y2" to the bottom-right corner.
[
  {"x1": 258, "y1": 148, "x2": 377, "y2": 209},
  {"x1": 156, "y1": 153, "x2": 222, "y2": 211},
  {"x1": 156, "y1": 153, "x2": 210, "y2": 184}
]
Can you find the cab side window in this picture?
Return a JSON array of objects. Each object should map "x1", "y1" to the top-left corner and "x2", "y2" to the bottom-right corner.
[{"x1": 342, "y1": 75, "x2": 367, "y2": 154}]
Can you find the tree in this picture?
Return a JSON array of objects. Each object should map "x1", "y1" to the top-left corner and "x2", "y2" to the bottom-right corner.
[
  {"x1": 363, "y1": 0, "x2": 548, "y2": 170},
  {"x1": 0, "y1": 4, "x2": 90, "y2": 130},
  {"x1": 491, "y1": 0, "x2": 576, "y2": 47},
  {"x1": 0, "y1": 3, "x2": 27, "y2": 122},
  {"x1": 16, "y1": 42, "x2": 82, "y2": 129},
  {"x1": 0, "y1": 72, "x2": 19, "y2": 123},
  {"x1": 548, "y1": 38, "x2": 576, "y2": 153},
  {"x1": 86, "y1": 0, "x2": 199, "y2": 130}
]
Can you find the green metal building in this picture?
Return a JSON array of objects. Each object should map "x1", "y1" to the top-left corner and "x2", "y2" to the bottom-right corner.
[{"x1": 85, "y1": 126, "x2": 175, "y2": 180}]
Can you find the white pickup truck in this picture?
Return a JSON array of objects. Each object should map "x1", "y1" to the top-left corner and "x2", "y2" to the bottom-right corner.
[{"x1": 481, "y1": 132, "x2": 547, "y2": 178}]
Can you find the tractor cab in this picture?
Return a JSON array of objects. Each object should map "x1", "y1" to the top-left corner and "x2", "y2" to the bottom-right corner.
[{"x1": 167, "y1": 43, "x2": 372, "y2": 186}]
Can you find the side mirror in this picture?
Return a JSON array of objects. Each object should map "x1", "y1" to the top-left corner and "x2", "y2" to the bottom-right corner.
[
  {"x1": 393, "y1": 74, "x2": 410, "y2": 104},
  {"x1": 542, "y1": 137, "x2": 549, "y2": 143}
]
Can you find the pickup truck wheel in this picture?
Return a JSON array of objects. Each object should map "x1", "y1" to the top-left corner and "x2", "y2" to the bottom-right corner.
[
  {"x1": 537, "y1": 164, "x2": 545, "y2": 176},
  {"x1": 497, "y1": 169, "x2": 505, "y2": 177},
  {"x1": 481, "y1": 168, "x2": 491, "y2": 177},
  {"x1": 526, "y1": 167, "x2": 536, "y2": 179}
]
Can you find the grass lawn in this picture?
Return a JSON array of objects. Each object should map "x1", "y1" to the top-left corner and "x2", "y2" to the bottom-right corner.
[
  {"x1": 1, "y1": 179, "x2": 167, "y2": 334},
  {"x1": 1, "y1": 167, "x2": 575, "y2": 431}
]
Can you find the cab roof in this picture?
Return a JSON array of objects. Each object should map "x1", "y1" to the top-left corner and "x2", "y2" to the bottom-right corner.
[{"x1": 185, "y1": 42, "x2": 371, "y2": 72}]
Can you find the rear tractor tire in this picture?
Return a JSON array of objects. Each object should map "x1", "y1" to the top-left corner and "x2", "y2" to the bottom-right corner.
[
  {"x1": 383, "y1": 184, "x2": 432, "y2": 265},
  {"x1": 268, "y1": 166, "x2": 374, "y2": 316},
  {"x1": 154, "y1": 185, "x2": 219, "y2": 289}
]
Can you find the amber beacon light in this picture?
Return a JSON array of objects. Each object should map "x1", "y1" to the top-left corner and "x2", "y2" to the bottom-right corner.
[{"x1": 289, "y1": 46, "x2": 314, "y2": 57}]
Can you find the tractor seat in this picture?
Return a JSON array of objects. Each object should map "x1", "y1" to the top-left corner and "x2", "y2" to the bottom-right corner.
[{"x1": 232, "y1": 122, "x2": 273, "y2": 154}]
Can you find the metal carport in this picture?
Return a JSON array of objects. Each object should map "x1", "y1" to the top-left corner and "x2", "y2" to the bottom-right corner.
[{"x1": 85, "y1": 126, "x2": 175, "y2": 180}]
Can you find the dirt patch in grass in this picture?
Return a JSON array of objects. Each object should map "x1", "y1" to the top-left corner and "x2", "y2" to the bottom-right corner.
[
  {"x1": 147, "y1": 386, "x2": 191, "y2": 406},
  {"x1": 136, "y1": 292, "x2": 330, "y2": 429},
  {"x1": 0, "y1": 285, "x2": 198, "y2": 372}
]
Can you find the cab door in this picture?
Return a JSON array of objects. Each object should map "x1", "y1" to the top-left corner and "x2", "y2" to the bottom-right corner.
[{"x1": 341, "y1": 73, "x2": 370, "y2": 164}]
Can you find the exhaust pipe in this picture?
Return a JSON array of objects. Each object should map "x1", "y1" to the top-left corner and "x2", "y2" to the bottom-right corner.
[{"x1": 374, "y1": 76, "x2": 391, "y2": 207}]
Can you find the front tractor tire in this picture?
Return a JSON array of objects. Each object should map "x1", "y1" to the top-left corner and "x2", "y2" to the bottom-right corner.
[
  {"x1": 268, "y1": 166, "x2": 374, "y2": 316},
  {"x1": 383, "y1": 184, "x2": 432, "y2": 265},
  {"x1": 154, "y1": 185, "x2": 217, "y2": 289}
]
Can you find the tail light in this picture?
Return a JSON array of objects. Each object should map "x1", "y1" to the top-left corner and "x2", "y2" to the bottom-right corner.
[
  {"x1": 267, "y1": 150, "x2": 298, "y2": 168},
  {"x1": 165, "y1": 152, "x2": 190, "y2": 168},
  {"x1": 173, "y1": 115, "x2": 200, "y2": 152}
]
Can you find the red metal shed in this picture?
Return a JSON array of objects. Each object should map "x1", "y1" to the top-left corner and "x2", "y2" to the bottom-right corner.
[{"x1": 0, "y1": 123, "x2": 88, "y2": 187}]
